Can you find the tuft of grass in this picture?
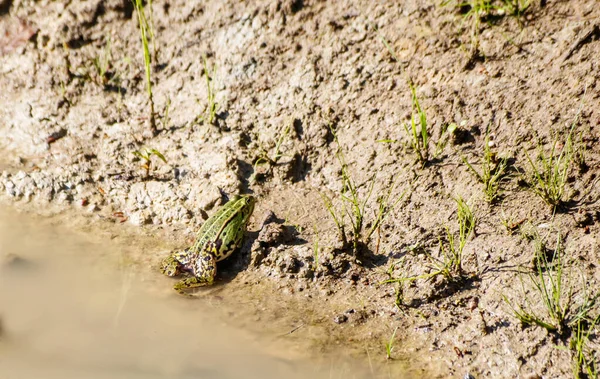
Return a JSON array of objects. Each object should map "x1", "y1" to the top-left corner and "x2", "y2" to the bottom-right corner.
[
  {"x1": 385, "y1": 326, "x2": 399, "y2": 360},
  {"x1": 524, "y1": 129, "x2": 574, "y2": 208},
  {"x1": 383, "y1": 259, "x2": 407, "y2": 309},
  {"x1": 72, "y1": 38, "x2": 122, "y2": 89},
  {"x1": 92, "y1": 38, "x2": 112, "y2": 86},
  {"x1": 132, "y1": 147, "x2": 167, "y2": 179},
  {"x1": 524, "y1": 92, "x2": 586, "y2": 209},
  {"x1": 500, "y1": 208, "x2": 525, "y2": 235},
  {"x1": 507, "y1": 231, "x2": 600, "y2": 376},
  {"x1": 442, "y1": 0, "x2": 489, "y2": 60},
  {"x1": 435, "y1": 196, "x2": 476, "y2": 280},
  {"x1": 506, "y1": 232, "x2": 571, "y2": 333},
  {"x1": 410, "y1": 196, "x2": 475, "y2": 281},
  {"x1": 312, "y1": 222, "x2": 320, "y2": 272},
  {"x1": 321, "y1": 124, "x2": 405, "y2": 253},
  {"x1": 161, "y1": 96, "x2": 171, "y2": 129},
  {"x1": 500, "y1": 0, "x2": 531, "y2": 17},
  {"x1": 506, "y1": 231, "x2": 600, "y2": 339},
  {"x1": 375, "y1": 31, "x2": 455, "y2": 164},
  {"x1": 381, "y1": 197, "x2": 475, "y2": 300},
  {"x1": 379, "y1": 84, "x2": 454, "y2": 165},
  {"x1": 442, "y1": 0, "x2": 531, "y2": 61},
  {"x1": 404, "y1": 82, "x2": 429, "y2": 165},
  {"x1": 252, "y1": 122, "x2": 291, "y2": 181},
  {"x1": 202, "y1": 55, "x2": 218, "y2": 125},
  {"x1": 571, "y1": 278, "x2": 600, "y2": 376},
  {"x1": 572, "y1": 313, "x2": 599, "y2": 379},
  {"x1": 434, "y1": 122, "x2": 458, "y2": 159},
  {"x1": 462, "y1": 130, "x2": 509, "y2": 203},
  {"x1": 132, "y1": 0, "x2": 157, "y2": 134}
]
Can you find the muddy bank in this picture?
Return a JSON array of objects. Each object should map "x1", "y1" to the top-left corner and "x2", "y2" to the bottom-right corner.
[{"x1": 1, "y1": 0, "x2": 600, "y2": 377}]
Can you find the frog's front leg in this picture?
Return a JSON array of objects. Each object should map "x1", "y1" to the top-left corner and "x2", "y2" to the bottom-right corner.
[{"x1": 160, "y1": 248, "x2": 194, "y2": 277}]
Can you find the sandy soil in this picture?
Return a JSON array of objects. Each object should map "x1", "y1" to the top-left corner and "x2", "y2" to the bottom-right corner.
[{"x1": 1, "y1": 0, "x2": 600, "y2": 377}]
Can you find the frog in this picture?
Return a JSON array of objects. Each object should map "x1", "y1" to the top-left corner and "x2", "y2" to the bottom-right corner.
[{"x1": 160, "y1": 194, "x2": 255, "y2": 294}]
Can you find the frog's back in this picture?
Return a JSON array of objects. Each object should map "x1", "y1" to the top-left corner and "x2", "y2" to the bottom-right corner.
[{"x1": 192, "y1": 196, "x2": 251, "y2": 259}]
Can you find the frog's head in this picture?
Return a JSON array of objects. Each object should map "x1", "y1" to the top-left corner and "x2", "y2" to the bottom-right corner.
[
  {"x1": 238, "y1": 195, "x2": 256, "y2": 225},
  {"x1": 159, "y1": 255, "x2": 181, "y2": 277}
]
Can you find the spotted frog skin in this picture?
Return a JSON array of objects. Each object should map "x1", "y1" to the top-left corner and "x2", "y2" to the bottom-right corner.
[{"x1": 160, "y1": 195, "x2": 255, "y2": 294}]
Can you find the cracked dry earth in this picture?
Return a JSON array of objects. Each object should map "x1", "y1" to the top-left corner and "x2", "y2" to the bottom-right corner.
[{"x1": 1, "y1": 0, "x2": 600, "y2": 378}]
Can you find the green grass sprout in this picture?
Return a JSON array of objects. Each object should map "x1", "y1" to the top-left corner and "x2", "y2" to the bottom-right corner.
[
  {"x1": 524, "y1": 130, "x2": 574, "y2": 208},
  {"x1": 404, "y1": 83, "x2": 429, "y2": 166},
  {"x1": 132, "y1": 147, "x2": 167, "y2": 179},
  {"x1": 321, "y1": 123, "x2": 405, "y2": 253},
  {"x1": 524, "y1": 93, "x2": 585, "y2": 209},
  {"x1": 252, "y1": 122, "x2": 291, "y2": 180},
  {"x1": 202, "y1": 55, "x2": 218, "y2": 125},
  {"x1": 132, "y1": 0, "x2": 157, "y2": 134},
  {"x1": 463, "y1": 129, "x2": 509, "y2": 203},
  {"x1": 385, "y1": 326, "x2": 399, "y2": 360}
]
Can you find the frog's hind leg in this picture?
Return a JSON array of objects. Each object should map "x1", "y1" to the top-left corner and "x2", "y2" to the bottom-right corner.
[
  {"x1": 173, "y1": 276, "x2": 214, "y2": 296},
  {"x1": 160, "y1": 248, "x2": 195, "y2": 277}
]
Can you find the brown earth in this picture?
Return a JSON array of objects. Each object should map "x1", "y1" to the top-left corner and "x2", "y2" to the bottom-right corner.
[{"x1": 1, "y1": 0, "x2": 600, "y2": 377}]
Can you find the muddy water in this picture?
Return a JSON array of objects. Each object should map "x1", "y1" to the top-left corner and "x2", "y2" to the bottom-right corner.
[{"x1": 0, "y1": 207, "x2": 376, "y2": 379}]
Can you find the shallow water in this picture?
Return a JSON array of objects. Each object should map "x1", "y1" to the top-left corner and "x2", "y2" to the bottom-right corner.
[{"x1": 0, "y1": 207, "x2": 379, "y2": 379}]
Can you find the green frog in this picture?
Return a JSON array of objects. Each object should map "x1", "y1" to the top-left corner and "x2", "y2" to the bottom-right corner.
[{"x1": 160, "y1": 195, "x2": 255, "y2": 294}]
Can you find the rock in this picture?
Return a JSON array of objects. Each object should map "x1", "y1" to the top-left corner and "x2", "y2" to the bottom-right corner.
[
  {"x1": 257, "y1": 222, "x2": 297, "y2": 246},
  {"x1": 249, "y1": 244, "x2": 266, "y2": 268},
  {"x1": 348, "y1": 270, "x2": 360, "y2": 284},
  {"x1": 346, "y1": 308, "x2": 369, "y2": 325},
  {"x1": 250, "y1": 212, "x2": 302, "y2": 270},
  {"x1": 4, "y1": 180, "x2": 16, "y2": 197},
  {"x1": 467, "y1": 297, "x2": 480, "y2": 311},
  {"x1": 318, "y1": 251, "x2": 352, "y2": 277},
  {"x1": 129, "y1": 210, "x2": 152, "y2": 226},
  {"x1": 275, "y1": 250, "x2": 301, "y2": 274},
  {"x1": 333, "y1": 314, "x2": 348, "y2": 324}
]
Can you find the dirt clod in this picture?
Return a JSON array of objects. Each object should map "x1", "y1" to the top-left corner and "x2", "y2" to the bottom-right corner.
[
  {"x1": 333, "y1": 314, "x2": 348, "y2": 324},
  {"x1": 257, "y1": 222, "x2": 297, "y2": 246}
]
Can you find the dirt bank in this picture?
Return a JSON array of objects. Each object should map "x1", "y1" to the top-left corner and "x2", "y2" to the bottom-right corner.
[{"x1": 1, "y1": 0, "x2": 599, "y2": 377}]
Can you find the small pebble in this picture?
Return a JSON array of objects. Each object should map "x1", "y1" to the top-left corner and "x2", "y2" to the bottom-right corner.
[
  {"x1": 468, "y1": 297, "x2": 479, "y2": 311},
  {"x1": 333, "y1": 314, "x2": 348, "y2": 324}
]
